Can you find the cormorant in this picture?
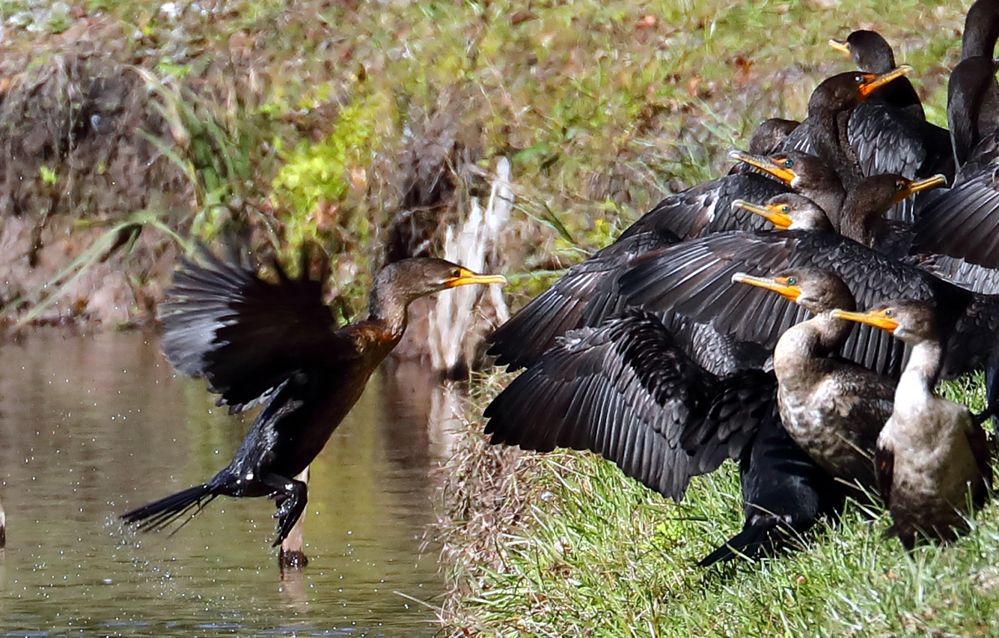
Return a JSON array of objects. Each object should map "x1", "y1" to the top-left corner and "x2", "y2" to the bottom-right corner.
[
  {"x1": 828, "y1": 30, "x2": 923, "y2": 118},
  {"x1": 833, "y1": 300, "x2": 993, "y2": 547},
  {"x1": 488, "y1": 150, "x2": 843, "y2": 371},
  {"x1": 485, "y1": 269, "x2": 874, "y2": 565},
  {"x1": 122, "y1": 248, "x2": 505, "y2": 545},
  {"x1": 614, "y1": 156, "x2": 999, "y2": 386},
  {"x1": 733, "y1": 271, "x2": 893, "y2": 492}
]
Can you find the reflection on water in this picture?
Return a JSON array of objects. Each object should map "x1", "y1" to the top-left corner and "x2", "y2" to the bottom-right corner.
[{"x1": 0, "y1": 331, "x2": 460, "y2": 636}]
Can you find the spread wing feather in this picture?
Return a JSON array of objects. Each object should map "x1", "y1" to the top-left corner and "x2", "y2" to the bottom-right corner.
[
  {"x1": 159, "y1": 246, "x2": 356, "y2": 413},
  {"x1": 484, "y1": 311, "x2": 775, "y2": 500}
]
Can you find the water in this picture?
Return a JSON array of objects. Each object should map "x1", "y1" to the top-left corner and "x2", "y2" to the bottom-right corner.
[{"x1": 0, "y1": 331, "x2": 459, "y2": 636}]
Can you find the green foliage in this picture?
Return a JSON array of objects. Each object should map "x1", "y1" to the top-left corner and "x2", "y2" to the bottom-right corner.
[
  {"x1": 134, "y1": 68, "x2": 265, "y2": 242},
  {"x1": 38, "y1": 165, "x2": 57, "y2": 186},
  {"x1": 270, "y1": 93, "x2": 394, "y2": 262}
]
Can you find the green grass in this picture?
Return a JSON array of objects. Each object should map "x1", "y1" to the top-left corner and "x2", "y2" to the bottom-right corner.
[
  {"x1": 441, "y1": 376, "x2": 998, "y2": 637},
  {"x1": 1, "y1": 0, "x2": 972, "y2": 320}
]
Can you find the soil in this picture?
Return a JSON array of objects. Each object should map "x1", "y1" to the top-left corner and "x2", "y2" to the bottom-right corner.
[{"x1": 0, "y1": 16, "x2": 193, "y2": 327}]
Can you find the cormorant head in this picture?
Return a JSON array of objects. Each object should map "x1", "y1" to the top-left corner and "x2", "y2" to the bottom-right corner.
[
  {"x1": 829, "y1": 30, "x2": 896, "y2": 73},
  {"x1": 732, "y1": 193, "x2": 832, "y2": 231},
  {"x1": 728, "y1": 150, "x2": 841, "y2": 199},
  {"x1": 807, "y1": 67, "x2": 912, "y2": 116},
  {"x1": 372, "y1": 257, "x2": 506, "y2": 308},
  {"x1": 844, "y1": 173, "x2": 948, "y2": 215},
  {"x1": 732, "y1": 268, "x2": 855, "y2": 315},
  {"x1": 832, "y1": 299, "x2": 937, "y2": 344}
]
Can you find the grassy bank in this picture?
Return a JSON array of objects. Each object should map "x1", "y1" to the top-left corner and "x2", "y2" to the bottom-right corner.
[
  {"x1": 439, "y1": 375, "x2": 998, "y2": 636},
  {"x1": 432, "y1": 1, "x2": 999, "y2": 634}
]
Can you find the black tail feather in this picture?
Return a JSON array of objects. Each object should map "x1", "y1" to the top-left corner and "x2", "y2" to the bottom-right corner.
[
  {"x1": 698, "y1": 519, "x2": 789, "y2": 567},
  {"x1": 121, "y1": 484, "x2": 218, "y2": 534}
]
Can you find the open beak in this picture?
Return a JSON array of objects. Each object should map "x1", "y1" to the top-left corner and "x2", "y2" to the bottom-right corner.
[
  {"x1": 731, "y1": 272, "x2": 801, "y2": 302},
  {"x1": 444, "y1": 268, "x2": 507, "y2": 289},
  {"x1": 728, "y1": 150, "x2": 796, "y2": 185},
  {"x1": 859, "y1": 65, "x2": 912, "y2": 99},
  {"x1": 732, "y1": 199, "x2": 793, "y2": 229},
  {"x1": 830, "y1": 308, "x2": 899, "y2": 333},
  {"x1": 901, "y1": 174, "x2": 948, "y2": 200},
  {"x1": 828, "y1": 38, "x2": 851, "y2": 55}
]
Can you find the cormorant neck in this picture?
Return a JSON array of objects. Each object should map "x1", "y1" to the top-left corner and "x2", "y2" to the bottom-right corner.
[
  {"x1": 795, "y1": 179, "x2": 845, "y2": 232},
  {"x1": 948, "y1": 57, "x2": 999, "y2": 167},
  {"x1": 962, "y1": 1, "x2": 999, "y2": 60},
  {"x1": 776, "y1": 311, "x2": 852, "y2": 366},
  {"x1": 811, "y1": 109, "x2": 863, "y2": 195},
  {"x1": 367, "y1": 287, "x2": 411, "y2": 339},
  {"x1": 810, "y1": 311, "x2": 854, "y2": 353},
  {"x1": 897, "y1": 339, "x2": 943, "y2": 398},
  {"x1": 837, "y1": 191, "x2": 885, "y2": 248}
]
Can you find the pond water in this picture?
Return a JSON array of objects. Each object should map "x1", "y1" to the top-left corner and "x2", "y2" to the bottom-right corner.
[{"x1": 0, "y1": 331, "x2": 461, "y2": 636}]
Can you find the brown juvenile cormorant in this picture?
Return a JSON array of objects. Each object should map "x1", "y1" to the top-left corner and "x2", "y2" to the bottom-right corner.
[
  {"x1": 732, "y1": 271, "x2": 893, "y2": 491},
  {"x1": 833, "y1": 300, "x2": 992, "y2": 547},
  {"x1": 122, "y1": 248, "x2": 505, "y2": 545}
]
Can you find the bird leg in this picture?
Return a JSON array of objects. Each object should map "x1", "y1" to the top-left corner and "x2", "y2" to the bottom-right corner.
[
  {"x1": 279, "y1": 467, "x2": 310, "y2": 571},
  {"x1": 262, "y1": 473, "x2": 308, "y2": 547}
]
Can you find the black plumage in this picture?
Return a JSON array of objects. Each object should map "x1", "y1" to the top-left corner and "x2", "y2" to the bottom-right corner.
[
  {"x1": 488, "y1": 150, "x2": 843, "y2": 371},
  {"x1": 485, "y1": 309, "x2": 842, "y2": 565},
  {"x1": 486, "y1": 310, "x2": 772, "y2": 499},
  {"x1": 123, "y1": 247, "x2": 504, "y2": 545},
  {"x1": 617, "y1": 229, "x2": 999, "y2": 385},
  {"x1": 914, "y1": 58, "x2": 999, "y2": 268}
]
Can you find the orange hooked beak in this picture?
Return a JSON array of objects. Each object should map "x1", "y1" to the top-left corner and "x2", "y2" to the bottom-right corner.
[
  {"x1": 731, "y1": 272, "x2": 802, "y2": 302},
  {"x1": 830, "y1": 308, "x2": 899, "y2": 333},
  {"x1": 732, "y1": 199, "x2": 794, "y2": 230},
  {"x1": 895, "y1": 174, "x2": 948, "y2": 202},
  {"x1": 858, "y1": 65, "x2": 912, "y2": 99},
  {"x1": 728, "y1": 150, "x2": 797, "y2": 185},
  {"x1": 443, "y1": 267, "x2": 507, "y2": 288}
]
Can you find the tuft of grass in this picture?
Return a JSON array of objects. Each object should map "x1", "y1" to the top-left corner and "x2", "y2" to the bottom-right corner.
[{"x1": 441, "y1": 374, "x2": 999, "y2": 637}]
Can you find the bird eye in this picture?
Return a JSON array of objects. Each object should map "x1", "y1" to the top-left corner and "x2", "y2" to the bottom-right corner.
[
  {"x1": 787, "y1": 276, "x2": 798, "y2": 285},
  {"x1": 896, "y1": 180, "x2": 907, "y2": 191},
  {"x1": 884, "y1": 309, "x2": 893, "y2": 317},
  {"x1": 783, "y1": 159, "x2": 794, "y2": 169},
  {"x1": 451, "y1": 268, "x2": 463, "y2": 278},
  {"x1": 781, "y1": 205, "x2": 790, "y2": 214},
  {"x1": 855, "y1": 74, "x2": 864, "y2": 83}
]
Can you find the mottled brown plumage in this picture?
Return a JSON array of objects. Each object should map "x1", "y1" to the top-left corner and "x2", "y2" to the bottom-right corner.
[{"x1": 833, "y1": 300, "x2": 992, "y2": 547}]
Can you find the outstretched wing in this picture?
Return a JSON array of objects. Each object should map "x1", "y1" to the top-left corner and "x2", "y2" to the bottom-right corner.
[
  {"x1": 159, "y1": 246, "x2": 357, "y2": 412},
  {"x1": 488, "y1": 173, "x2": 786, "y2": 370},
  {"x1": 485, "y1": 310, "x2": 773, "y2": 501},
  {"x1": 487, "y1": 228, "x2": 677, "y2": 370},
  {"x1": 913, "y1": 162, "x2": 999, "y2": 269},
  {"x1": 615, "y1": 231, "x2": 949, "y2": 378}
]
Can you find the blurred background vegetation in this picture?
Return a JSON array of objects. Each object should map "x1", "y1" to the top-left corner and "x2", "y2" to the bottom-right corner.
[{"x1": 0, "y1": 0, "x2": 966, "y2": 328}]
